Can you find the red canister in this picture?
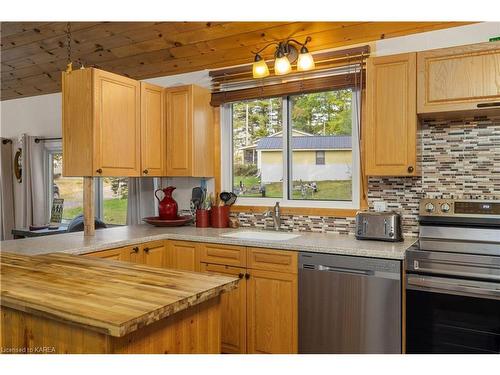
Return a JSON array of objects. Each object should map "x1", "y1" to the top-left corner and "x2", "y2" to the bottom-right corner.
[
  {"x1": 211, "y1": 206, "x2": 230, "y2": 228},
  {"x1": 196, "y1": 209, "x2": 210, "y2": 228}
]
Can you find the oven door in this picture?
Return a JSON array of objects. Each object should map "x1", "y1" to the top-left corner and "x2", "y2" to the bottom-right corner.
[{"x1": 406, "y1": 274, "x2": 500, "y2": 354}]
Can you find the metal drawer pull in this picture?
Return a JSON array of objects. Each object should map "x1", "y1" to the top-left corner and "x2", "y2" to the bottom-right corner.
[{"x1": 407, "y1": 275, "x2": 500, "y2": 299}]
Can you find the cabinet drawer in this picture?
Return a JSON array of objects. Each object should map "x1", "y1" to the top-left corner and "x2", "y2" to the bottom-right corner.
[
  {"x1": 199, "y1": 243, "x2": 246, "y2": 267},
  {"x1": 247, "y1": 248, "x2": 297, "y2": 274}
]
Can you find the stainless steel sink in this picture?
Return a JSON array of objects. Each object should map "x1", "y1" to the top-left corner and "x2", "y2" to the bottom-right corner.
[{"x1": 220, "y1": 230, "x2": 300, "y2": 241}]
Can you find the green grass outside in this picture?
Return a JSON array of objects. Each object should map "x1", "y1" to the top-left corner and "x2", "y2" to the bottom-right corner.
[
  {"x1": 234, "y1": 176, "x2": 352, "y2": 201},
  {"x1": 63, "y1": 198, "x2": 127, "y2": 225}
]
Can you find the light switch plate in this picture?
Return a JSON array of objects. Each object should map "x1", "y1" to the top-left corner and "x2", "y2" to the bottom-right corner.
[{"x1": 374, "y1": 201, "x2": 387, "y2": 212}]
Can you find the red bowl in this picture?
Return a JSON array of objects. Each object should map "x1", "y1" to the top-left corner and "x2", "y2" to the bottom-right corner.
[{"x1": 142, "y1": 215, "x2": 193, "y2": 227}]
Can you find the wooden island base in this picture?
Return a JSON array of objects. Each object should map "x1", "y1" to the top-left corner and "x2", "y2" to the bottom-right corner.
[{"x1": 1, "y1": 296, "x2": 221, "y2": 354}]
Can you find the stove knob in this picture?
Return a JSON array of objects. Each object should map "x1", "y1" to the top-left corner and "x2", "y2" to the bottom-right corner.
[
  {"x1": 425, "y1": 202, "x2": 435, "y2": 213},
  {"x1": 441, "y1": 202, "x2": 451, "y2": 213}
]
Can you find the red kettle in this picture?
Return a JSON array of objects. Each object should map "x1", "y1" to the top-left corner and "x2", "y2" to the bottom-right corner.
[{"x1": 155, "y1": 186, "x2": 178, "y2": 220}]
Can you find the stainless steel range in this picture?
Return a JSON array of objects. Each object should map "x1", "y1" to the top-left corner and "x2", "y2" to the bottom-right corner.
[{"x1": 405, "y1": 198, "x2": 500, "y2": 354}]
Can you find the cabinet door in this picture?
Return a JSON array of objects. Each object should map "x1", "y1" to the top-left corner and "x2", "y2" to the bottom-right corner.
[
  {"x1": 200, "y1": 263, "x2": 247, "y2": 354},
  {"x1": 365, "y1": 53, "x2": 418, "y2": 176},
  {"x1": 140, "y1": 82, "x2": 165, "y2": 176},
  {"x1": 125, "y1": 245, "x2": 143, "y2": 264},
  {"x1": 84, "y1": 247, "x2": 128, "y2": 261},
  {"x1": 165, "y1": 240, "x2": 199, "y2": 271},
  {"x1": 94, "y1": 69, "x2": 141, "y2": 176},
  {"x1": 417, "y1": 41, "x2": 500, "y2": 114},
  {"x1": 247, "y1": 269, "x2": 297, "y2": 354},
  {"x1": 166, "y1": 86, "x2": 192, "y2": 176},
  {"x1": 142, "y1": 240, "x2": 167, "y2": 268}
]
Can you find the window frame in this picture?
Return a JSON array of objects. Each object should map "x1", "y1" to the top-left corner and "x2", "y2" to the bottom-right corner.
[
  {"x1": 221, "y1": 89, "x2": 361, "y2": 209},
  {"x1": 315, "y1": 150, "x2": 326, "y2": 165}
]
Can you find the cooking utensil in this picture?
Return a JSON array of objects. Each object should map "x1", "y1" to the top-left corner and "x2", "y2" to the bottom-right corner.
[
  {"x1": 220, "y1": 192, "x2": 231, "y2": 205},
  {"x1": 191, "y1": 187, "x2": 204, "y2": 209},
  {"x1": 226, "y1": 192, "x2": 237, "y2": 206}
]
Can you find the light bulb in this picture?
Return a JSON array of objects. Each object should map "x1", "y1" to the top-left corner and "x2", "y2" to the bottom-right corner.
[
  {"x1": 252, "y1": 54, "x2": 270, "y2": 78},
  {"x1": 297, "y1": 49, "x2": 315, "y2": 71},
  {"x1": 274, "y1": 55, "x2": 291, "y2": 75}
]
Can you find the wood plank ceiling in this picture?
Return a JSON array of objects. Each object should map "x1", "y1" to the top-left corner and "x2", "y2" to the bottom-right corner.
[{"x1": 1, "y1": 21, "x2": 472, "y2": 101}]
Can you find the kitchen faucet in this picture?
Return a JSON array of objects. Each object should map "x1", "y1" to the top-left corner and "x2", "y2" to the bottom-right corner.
[{"x1": 264, "y1": 202, "x2": 281, "y2": 231}]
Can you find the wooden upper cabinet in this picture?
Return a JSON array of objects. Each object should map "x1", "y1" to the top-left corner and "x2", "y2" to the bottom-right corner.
[
  {"x1": 165, "y1": 85, "x2": 214, "y2": 177},
  {"x1": 140, "y1": 82, "x2": 166, "y2": 176},
  {"x1": 417, "y1": 41, "x2": 500, "y2": 116},
  {"x1": 62, "y1": 68, "x2": 141, "y2": 177},
  {"x1": 365, "y1": 53, "x2": 418, "y2": 176}
]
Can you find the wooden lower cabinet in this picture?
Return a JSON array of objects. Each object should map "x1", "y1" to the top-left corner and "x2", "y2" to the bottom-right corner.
[
  {"x1": 165, "y1": 240, "x2": 199, "y2": 271},
  {"x1": 84, "y1": 247, "x2": 130, "y2": 261},
  {"x1": 84, "y1": 241, "x2": 167, "y2": 267},
  {"x1": 201, "y1": 247, "x2": 298, "y2": 354},
  {"x1": 200, "y1": 263, "x2": 247, "y2": 353},
  {"x1": 247, "y1": 269, "x2": 298, "y2": 354},
  {"x1": 142, "y1": 240, "x2": 168, "y2": 268},
  {"x1": 84, "y1": 241, "x2": 298, "y2": 354}
]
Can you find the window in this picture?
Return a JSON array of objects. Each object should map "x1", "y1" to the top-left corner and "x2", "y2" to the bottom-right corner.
[
  {"x1": 315, "y1": 151, "x2": 325, "y2": 165},
  {"x1": 223, "y1": 89, "x2": 360, "y2": 208},
  {"x1": 48, "y1": 152, "x2": 84, "y2": 221},
  {"x1": 47, "y1": 146, "x2": 128, "y2": 225}
]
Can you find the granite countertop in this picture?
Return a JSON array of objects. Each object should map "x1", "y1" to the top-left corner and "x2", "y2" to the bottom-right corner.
[
  {"x1": 0, "y1": 224, "x2": 416, "y2": 260},
  {"x1": 0, "y1": 252, "x2": 238, "y2": 337}
]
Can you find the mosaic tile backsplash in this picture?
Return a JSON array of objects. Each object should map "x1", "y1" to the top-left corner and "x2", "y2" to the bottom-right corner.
[{"x1": 233, "y1": 119, "x2": 500, "y2": 237}]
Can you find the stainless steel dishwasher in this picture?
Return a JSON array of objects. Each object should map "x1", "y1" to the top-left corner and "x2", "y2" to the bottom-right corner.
[{"x1": 298, "y1": 252, "x2": 401, "y2": 353}]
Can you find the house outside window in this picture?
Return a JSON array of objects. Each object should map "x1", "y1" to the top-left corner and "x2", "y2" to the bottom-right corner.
[
  {"x1": 222, "y1": 89, "x2": 360, "y2": 208},
  {"x1": 315, "y1": 151, "x2": 326, "y2": 165}
]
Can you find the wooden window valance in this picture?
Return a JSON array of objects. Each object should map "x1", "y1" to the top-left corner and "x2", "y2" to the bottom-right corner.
[{"x1": 210, "y1": 45, "x2": 370, "y2": 106}]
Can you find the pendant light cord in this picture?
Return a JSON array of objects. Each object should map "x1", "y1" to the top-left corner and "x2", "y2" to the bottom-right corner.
[{"x1": 66, "y1": 22, "x2": 73, "y2": 72}]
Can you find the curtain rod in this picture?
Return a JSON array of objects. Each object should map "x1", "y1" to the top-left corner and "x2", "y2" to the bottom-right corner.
[{"x1": 34, "y1": 137, "x2": 62, "y2": 143}]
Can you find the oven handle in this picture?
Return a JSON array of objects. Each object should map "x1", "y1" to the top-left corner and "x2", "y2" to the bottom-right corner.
[
  {"x1": 407, "y1": 274, "x2": 500, "y2": 300},
  {"x1": 410, "y1": 259, "x2": 500, "y2": 282}
]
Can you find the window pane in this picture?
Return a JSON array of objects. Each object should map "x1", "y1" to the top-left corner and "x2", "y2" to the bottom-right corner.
[
  {"x1": 232, "y1": 98, "x2": 283, "y2": 198},
  {"x1": 289, "y1": 90, "x2": 353, "y2": 201},
  {"x1": 102, "y1": 177, "x2": 128, "y2": 225},
  {"x1": 51, "y1": 153, "x2": 84, "y2": 221}
]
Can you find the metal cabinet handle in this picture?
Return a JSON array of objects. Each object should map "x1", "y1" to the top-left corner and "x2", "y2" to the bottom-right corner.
[
  {"x1": 477, "y1": 102, "x2": 500, "y2": 108},
  {"x1": 96, "y1": 168, "x2": 102, "y2": 174},
  {"x1": 143, "y1": 247, "x2": 150, "y2": 253},
  {"x1": 238, "y1": 273, "x2": 244, "y2": 279},
  {"x1": 143, "y1": 169, "x2": 149, "y2": 175},
  {"x1": 245, "y1": 273, "x2": 250, "y2": 279},
  {"x1": 407, "y1": 166, "x2": 414, "y2": 173},
  {"x1": 132, "y1": 246, "x2": 139, "y2": 253}
]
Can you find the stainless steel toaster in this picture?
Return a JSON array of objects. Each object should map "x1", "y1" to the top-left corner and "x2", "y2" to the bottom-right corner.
[{"x1": 355, "y1": 212, "x2": 403, "y2": 242}]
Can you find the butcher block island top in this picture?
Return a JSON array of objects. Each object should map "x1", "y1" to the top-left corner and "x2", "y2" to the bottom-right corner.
[{"x1": 0, "y1": 252, "x2": 238, "y2": 354}]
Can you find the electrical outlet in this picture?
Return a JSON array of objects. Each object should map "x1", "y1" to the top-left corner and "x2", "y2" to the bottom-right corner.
[{"x1": 374, "y1": 201, "x2": 387, "y2": 212}]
